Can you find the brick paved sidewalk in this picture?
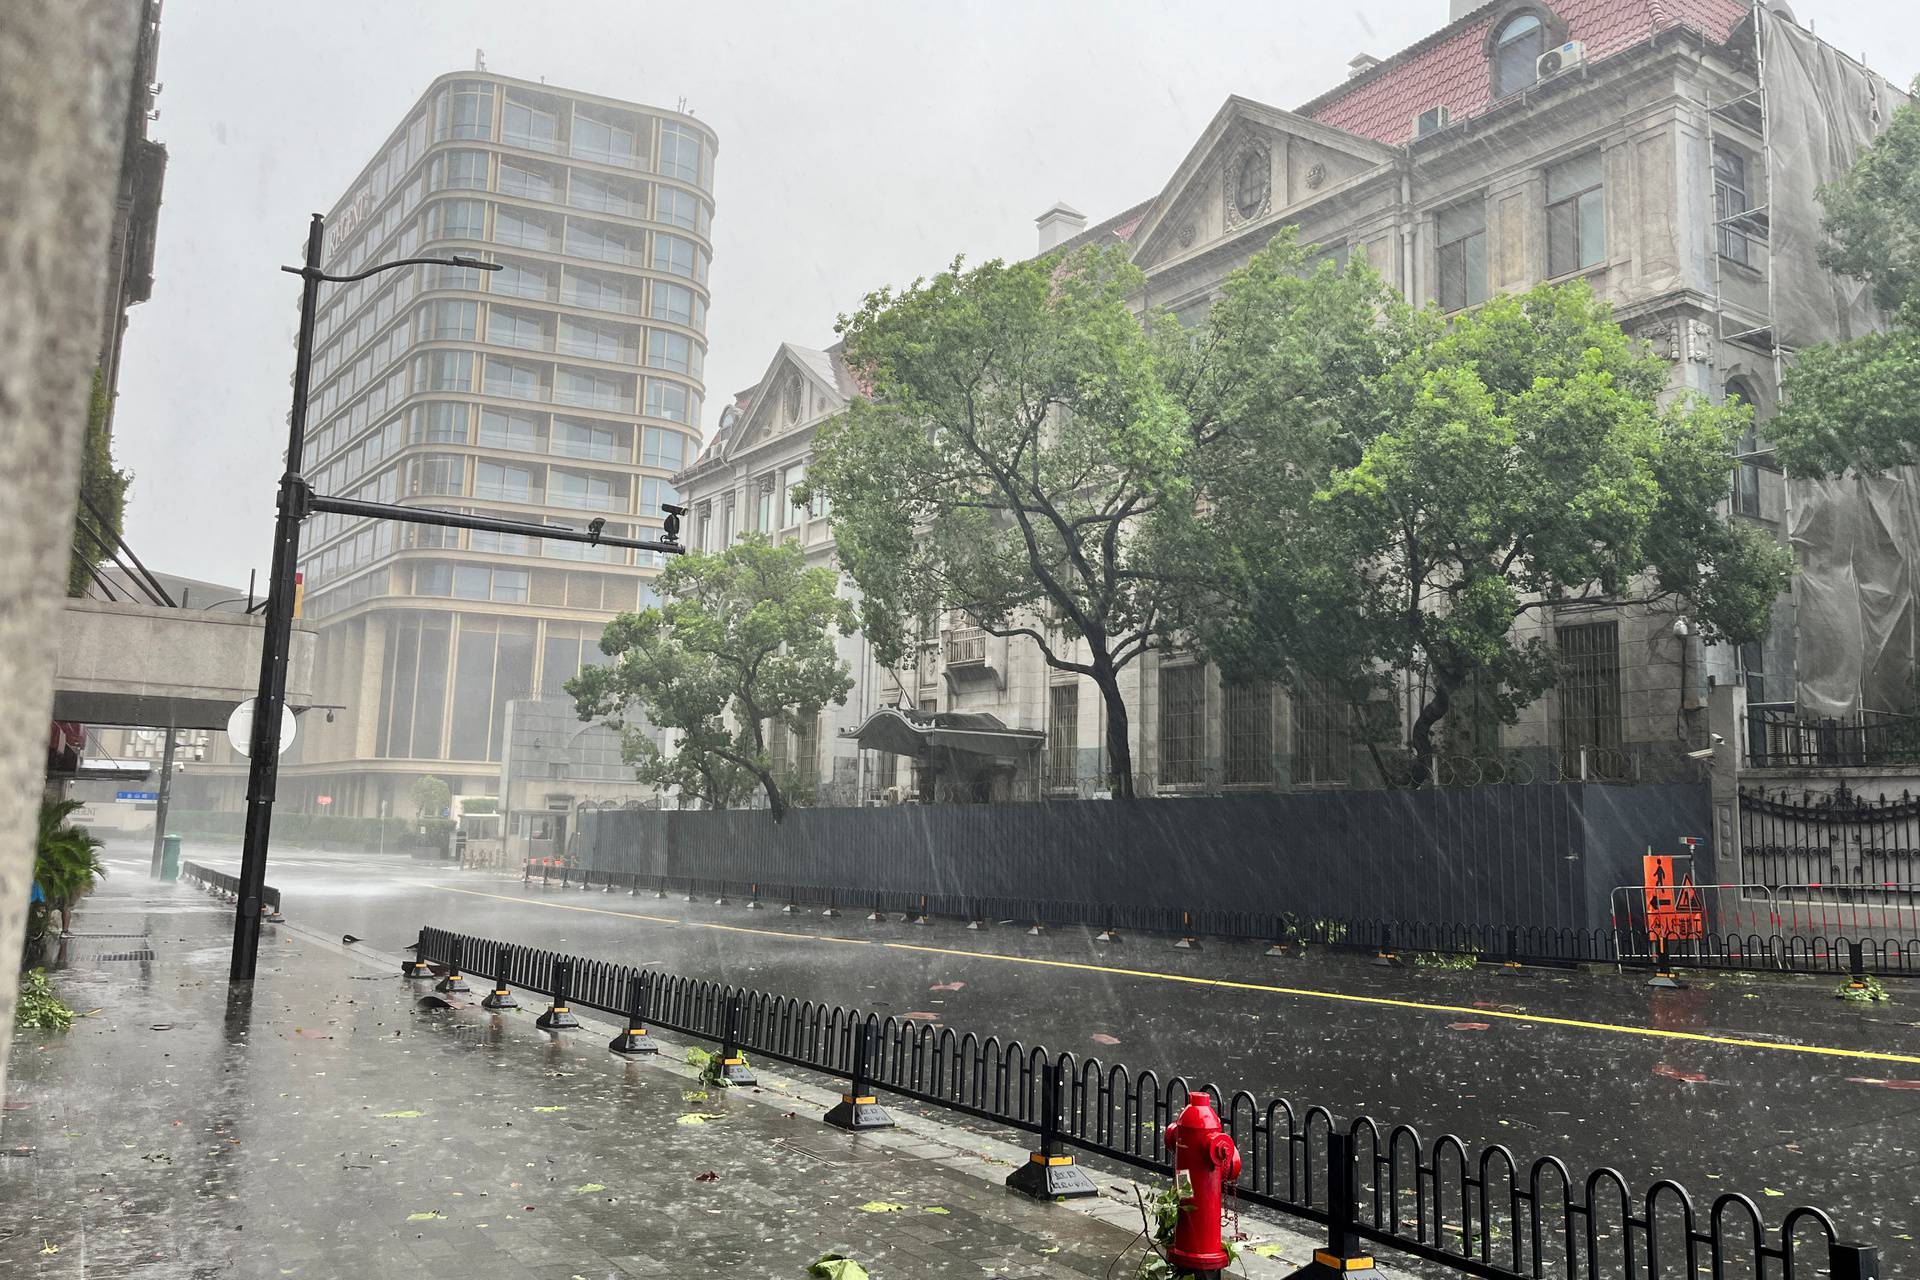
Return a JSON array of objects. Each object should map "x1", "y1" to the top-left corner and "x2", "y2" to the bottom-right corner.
[{"x1": 3, "y1": 874, "x2": 1332, "y2": 1279}]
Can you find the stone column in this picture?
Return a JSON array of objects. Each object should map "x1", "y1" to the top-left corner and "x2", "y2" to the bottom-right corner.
[
  {"x1": 1706, "y1": 680, "x2": 1749, "y2": 885},
  {"x1": 0, "y1": 0, "x2": 143, "y2": 1100}
]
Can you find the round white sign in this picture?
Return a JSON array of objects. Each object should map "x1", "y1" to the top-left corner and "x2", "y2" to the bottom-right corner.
[{"x1": 226, "y1": 698, "x2": 298, "y2": 758}]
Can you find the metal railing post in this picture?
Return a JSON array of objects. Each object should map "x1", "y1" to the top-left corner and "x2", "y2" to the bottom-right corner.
[
  {"x1": 1005, "y1": 1058, "x2": 1096, "y2": 1200},
  {"x1": 434, "y1": 936, "x2": 470, "y2": 994},
  {"x1": 400, "y1": 928, "x2": 432, "y2": 979},
  {"x1": 536, "y1": 956, "x2": 580, "y2": 1030},
  {"x1": 609, "y1": 970, "x2": 657, "y2": 1056},
  {"x1": 1830, "y1": 1242, "x2": 1881, "y2": 1280},
  {"x1": 825, "y1": 1020, "x2": 895, "y2": 1131},
  {"x1": 481, "y1": 944, "x2": 518, "y2": 1010},
  {"x1": 1286, "y1": 1131, "x2": 1374, "y2": 1277},
  {"x1": 716, "y1": 993, "x2": 757, "y2": 1085}
]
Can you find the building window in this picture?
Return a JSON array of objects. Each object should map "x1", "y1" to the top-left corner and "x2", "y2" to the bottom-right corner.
[
  {"x1": 645, "y1": 378, "x2": 694, "y2": 424},
  {"x1": 755, "y1": 478, "x2": 774, "y2": 531},
  {"x1": 1492, "y1": 13, "x2": 1546, "y2": 98},
  {"x1": 1546, "y1": 152, "x2": 1605, "y2": 277},
  {"x1": 445, "y1": 84, "x2": 492, "y2": 141},
  {"x1": 659, "y1": 122, "x2": 703, "y2": 184},
  {"x1": 1290, "y1": 679, "x2": 1349, "y2": 786},
  {"x1": 474, "y1": 460, "x2": 536, "y2": 502},
  {"x1": 478, "y1": 407, "x2": 539, "y2": 452},
  {"x1": 483, "y1": 356, "x2": 544, "y2": 400},
  {"x1": 1222, "y1": 679, "x2": 1274, "y2": 786},
  {"x1": 494, "y1": 208, "x2": 553, "y2": 251},
  {"x1": 571, "y1": 110, "x2": 638, "y2": 167},
  {"x1": 555, "y1": 367, "x2": 626, "y2": 410},
  {"x1": 486, "y1": 307, "x2": 546, "y2": 350},
  {"x1": 549, "y1": 468, "x2": 616, "y2": 511},
  {"x1": 779, "y1": 463, "x2": 806, "y2": 527},
  {"x1": 640, "y1": 476, "x2": 679, "y2": 517},
  {"x1": 564, "y1": 221, "x2": 637, "y2": 264},
  {"x1": 1556, "y1": 621, "x2": 1623, "y2": 774},
  {"x1": 641, "y1": 426, "x2": 686, "y2": 470},
  {"x1": 1158, "y1": 663, "x2": 1206, "y2": 787},
  {"x1": 1436, "y1": 200, "x2": 1488, "y2": 312},
  {"x1": 657, "y1": 187, "x2": 699, "y2": 231},
  {"x1": 1726, "y1": 378, "x2": 1766, "y2": 518},
  {"x1": 650, "y1": 282, "x2": 699, "y2": 328},
  {"x1": 552, "y1": 418, "x2": 622, "y2": 462},
  {"x1": 413, "y1": 402, "x2": 468, "y2": 444},
  {"x1": 1714, "y1": 146, "x2": 1754, "y2": 267},
  {"x1": 652, "y1": 232, "x2": 697, "y2": 280},
  {"x1": 433, "y1": 199, "x2": 486, "y2": 241},
  {"x1": 1048, "y1": 684, "x2": 1079, "y2": 787},
  {"x1": 558, "y1": 316, "x2": 631, "y2": 362},
  {"x1": 567, "y1": 171, "x2": 640, "y2": 217},
  {"x1": 497, "y1": 160, "x2": 554, "y2": 202},
  {"x1": 647, "y1": 329, "x2": 700, "y2": 377},
  {"x1": 502, "y1": 99, "x2": 560, "y2": 153}
]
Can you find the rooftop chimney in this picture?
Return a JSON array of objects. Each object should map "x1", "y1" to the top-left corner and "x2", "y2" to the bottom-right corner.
[
  {"x1": 1035, "y1": 200, "x2": 1088, "y2": 253},
  {"x1": 1348, "y1": 53, "x2": 1382, "y2": 78}
]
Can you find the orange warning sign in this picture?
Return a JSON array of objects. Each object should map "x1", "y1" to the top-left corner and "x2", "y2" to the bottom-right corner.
[{"x1": 1643, "y1": 855, "x2": 1705, "y2": 941}]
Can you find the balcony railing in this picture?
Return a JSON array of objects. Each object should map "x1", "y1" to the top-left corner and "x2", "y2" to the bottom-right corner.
[
  {"x1": 1747, "y1": 706, "x2": 1920, "y2": 770},
  {"x1": 945, "y1": 627, "x2": 987, "y2": 665}
]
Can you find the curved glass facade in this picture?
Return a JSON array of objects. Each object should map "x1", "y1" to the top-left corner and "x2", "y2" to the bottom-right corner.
[{"x1": 283, "y1": 74, "x2": 717, "y2": 814}]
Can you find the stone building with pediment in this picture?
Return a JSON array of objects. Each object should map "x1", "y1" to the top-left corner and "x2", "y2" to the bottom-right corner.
[{"x1": 680, "y1": 0, "x2": 1910, "y2": 803}]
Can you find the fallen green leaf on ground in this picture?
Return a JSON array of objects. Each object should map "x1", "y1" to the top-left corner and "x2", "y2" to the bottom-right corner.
[
  {"x1": 531, "y1": 1106, "x2": 567, "y2": 1114},
  {"x1": 1762, "y1": 1188, "x2": 1785, "y2": 1197},
  {"x1": 681, "y1": 1090, "x2": 709, "y2": 1102},
  {"x1": 858, "y1": 1201, "x2": 910, "y2": 1213},
  {"x1": 677, "y1": 1112, "x2": 726, "y2": 1126},
  {"x1": 406, "y1": 1211, "x2": 444, "y2": 1222},
  {"x1": 808, "y1": 1254, "x2": 869, "y2": 1280},
  {"x1": 921, "y1": 1206, "x2": 949, "y2": 1215},
  {"x1": 376, "y1": 1110, "x2": 422, "y2": 1119},
  {"x1": 1253, "y1": 1244, "x2": 1285, "y2": 1258},
  {"x1": 574, "y1": 1183, "x2": 605, "y2": 1194}
]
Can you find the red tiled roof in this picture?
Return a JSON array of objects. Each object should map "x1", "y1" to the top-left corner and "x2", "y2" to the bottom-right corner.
[{"x1": 1303, "y1": 0, "x2": 1749, "y2": 145}]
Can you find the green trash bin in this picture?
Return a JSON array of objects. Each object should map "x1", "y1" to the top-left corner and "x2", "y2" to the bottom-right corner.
[{"x1": 160, "y1": 833, "x2": 182, "y2": 882}]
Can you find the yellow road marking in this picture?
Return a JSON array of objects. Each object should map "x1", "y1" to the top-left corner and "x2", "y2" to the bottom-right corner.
[{"x1": 430, "y1": 883, "x2": 1920, "y2": 1067}]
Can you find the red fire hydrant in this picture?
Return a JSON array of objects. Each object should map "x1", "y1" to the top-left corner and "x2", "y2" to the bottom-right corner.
[{"x1": 1163, "y1": 1093, "x2": 1242, "y2": 1274}]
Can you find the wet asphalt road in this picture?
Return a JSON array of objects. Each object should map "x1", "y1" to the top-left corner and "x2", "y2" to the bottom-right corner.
[{"x1": 119, "y1": 839, "x2": 1920, "y2": 1265}]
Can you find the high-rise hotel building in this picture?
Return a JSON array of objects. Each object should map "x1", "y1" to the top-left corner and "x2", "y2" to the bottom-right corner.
[{"x1": 273, "y1": 72, "x2": 716, "y2": 817}]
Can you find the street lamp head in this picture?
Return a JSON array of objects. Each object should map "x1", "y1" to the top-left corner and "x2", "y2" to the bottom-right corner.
[{"x1": 447, "y1": 255, "x2": 503, "y2": 271}]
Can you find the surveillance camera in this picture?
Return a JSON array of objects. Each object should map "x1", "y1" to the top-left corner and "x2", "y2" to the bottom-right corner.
[
  {"x1": 1686, "y1": 746, "x2": 1716, "y2": 760},
  {"x1": 660, "y1": 504, "x2": 688, "y2": 518},
  {"x1": 325, "y1": 709, "x2": 336, "y2": 724},
  {"x1": 1711, "y1": 732, "x2": 1724, "y2": 746}
]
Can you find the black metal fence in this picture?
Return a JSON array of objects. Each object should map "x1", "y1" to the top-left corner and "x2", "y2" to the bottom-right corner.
[
  {"x1": 180, "y1": 860, "x2": 282, "y2": 918},
  {"x1": 525, "y1": 858, "x2": 1920, "y2": 979},
  {"x1": 413, "y1": 923, "x2": 1878, "y2": 1280},
  {"x1": 1747, "y1": 706, "x2": 1920, "y2": 770}
]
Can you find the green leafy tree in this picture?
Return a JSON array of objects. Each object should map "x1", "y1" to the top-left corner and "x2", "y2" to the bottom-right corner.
[
  {"x1": 408, "y1": 775, "x2": 451, "y2": 822},
  {"x1": 68, "y1": 367, "x2": 132, "y2": 596},
  {"x1": 1768, "y1": 80, "x2": 1920, "y2": 477},
  {"x1": 569, "y1": 537, "x2": 855, "y2": 820},
  {"x1": 1178, "y1": 270, "x2": 1791, "y2": 781},
  {"x1": 802, "y1": 247, "x2": 1197, "y2": 797}
]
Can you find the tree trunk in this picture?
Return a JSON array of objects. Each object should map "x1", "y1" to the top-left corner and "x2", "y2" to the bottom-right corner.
[
  {"x1": 1408, "y1": 680, "x2": 1453, "y2": 788},
  {"x1": 1092, "y1": 661, "x2": 1135, "y2": 799},
  {"x1": 756, "y1": 769, "x2": 788, "y2": 823},
  {"x1": 0, "y1": 0, "x2": 143, "y2": 1105}
]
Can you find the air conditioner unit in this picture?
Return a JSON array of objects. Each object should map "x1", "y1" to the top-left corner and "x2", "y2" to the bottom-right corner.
[
  {"x1": 1537, "y1": 40, "x2": 1588, "y2": 79},
  {"x1": 1413, "y1": 105, "x2": 1451, "y2": 138}
]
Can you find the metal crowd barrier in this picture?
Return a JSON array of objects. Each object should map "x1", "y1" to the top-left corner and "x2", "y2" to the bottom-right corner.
[
  {"x1": 180, "y1": 860, "x2": 283, "y2": 921},
  {"x1": 412, "y1": 922, "x2": 1877, "y2": 1280},
  {"x1": 521, "y1": 859, "x2": 1920, "y2": 978}
]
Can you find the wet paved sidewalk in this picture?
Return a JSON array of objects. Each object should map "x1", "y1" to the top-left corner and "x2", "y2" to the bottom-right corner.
[{"x1": 3, "y1": 874, "x2": 1331, "y2": 1279}]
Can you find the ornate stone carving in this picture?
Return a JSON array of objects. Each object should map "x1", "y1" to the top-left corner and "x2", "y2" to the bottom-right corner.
[
  {"x1": 1306, "y1": 162, "x2": 1327, "y2": 190},
  {"x1": 1223, "y1": 138, "x2": 1272, "y2": 228},
  {"x1": 1178, "y1": 221, "x2": 1196, "y2": 249},
  {"x1": 784, "y1": 374, "x2": 803, "y2": 422}
]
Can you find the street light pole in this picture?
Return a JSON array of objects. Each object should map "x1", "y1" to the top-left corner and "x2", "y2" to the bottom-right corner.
[{"x1": 230, "y1": 213, "x2": 325, "y2": 981}]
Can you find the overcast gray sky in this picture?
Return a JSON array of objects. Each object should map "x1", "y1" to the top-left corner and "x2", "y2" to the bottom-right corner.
[{"x1": 112, "y1": 0, "x2": 1920, "y2": 591}]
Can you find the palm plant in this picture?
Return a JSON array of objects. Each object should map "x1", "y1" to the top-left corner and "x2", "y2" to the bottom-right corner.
[{"x1": 35, "y1": 798, "x2": 106, "y2": 937}]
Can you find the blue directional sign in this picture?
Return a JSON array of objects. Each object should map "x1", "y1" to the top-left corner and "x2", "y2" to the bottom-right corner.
[{"x1": 117, "y1": 790, "x2": 158, "y2": 801}]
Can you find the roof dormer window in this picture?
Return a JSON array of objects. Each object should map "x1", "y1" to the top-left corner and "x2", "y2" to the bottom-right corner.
[{"x1": 1493, "y1": 13, "x2": 1547, "y2": 97}]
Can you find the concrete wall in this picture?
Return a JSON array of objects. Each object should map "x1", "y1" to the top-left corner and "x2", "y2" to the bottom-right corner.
[{"x1": 51, "y1": 597, "x2": 316, "y2": 729}]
